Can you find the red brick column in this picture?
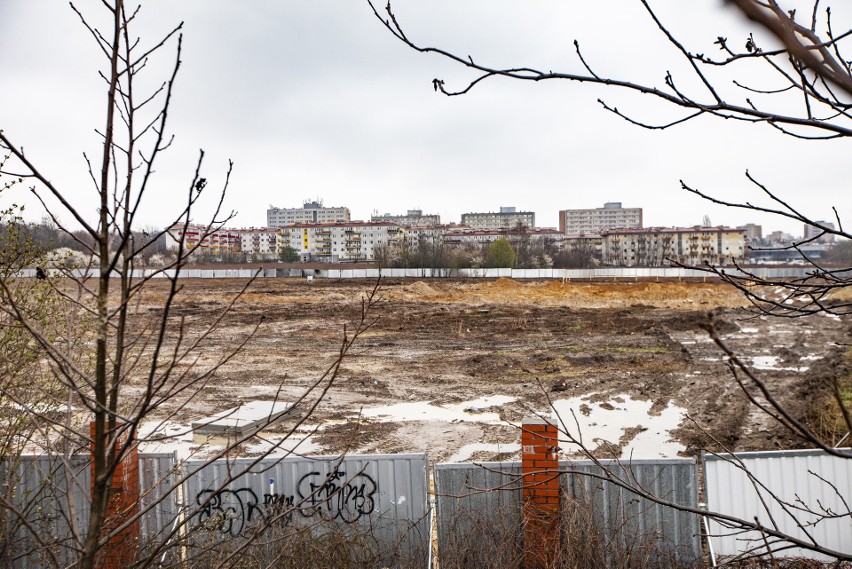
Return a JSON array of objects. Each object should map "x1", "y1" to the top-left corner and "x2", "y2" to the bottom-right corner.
[
  {"x1": 90, "y1": 423, "x2": 141, "y2": 569},
  {"x1": 521, "y1": 417, "x2": 560, "y2": 568}
]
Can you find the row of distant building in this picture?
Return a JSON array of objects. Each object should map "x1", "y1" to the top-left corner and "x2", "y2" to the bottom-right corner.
[
  {"x1": 167, "y1": 200, "x2": 837, "y2": 266},
  {"x1": 265, "y1": 200, "x2": 642, "y2": 235}
]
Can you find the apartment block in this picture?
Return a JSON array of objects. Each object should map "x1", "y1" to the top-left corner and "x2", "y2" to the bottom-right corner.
[
  {"x1": 803, "y1": 221, "x2": 836, "y2": 243},
  {"x1": 738, "y1": 223, "x2": 763, "y2": 243},
  {"x1": 372, "y1": 209, "x2": 441, "y2": 227},
  {"x1": 558, "y1": 202, "x2": 642, "y2": 234},
  {"x1": 167, "y1": 223, "x2": 241, "y2": 254},
  {"x1": 402, "y1": 225, "x2": 447, "y2": 248},
  {"x1": 601, "y1": 226, "x2": 745, "y2": 266},
  {"x1": 232, "y1": 227, "x2": 280, "y2": 256},
  {"x1": 277, "y1": 222, "x2": 404, "y2": 262},
  {"x1": 267, "y1": 200, "x2": 350, "y2": 227},
  {"x1": 461, "y1": 207, "x2": 535, "y2": 230},
  {"x1": 443, "y1": 227, "x2": 561, "y2": 247}
]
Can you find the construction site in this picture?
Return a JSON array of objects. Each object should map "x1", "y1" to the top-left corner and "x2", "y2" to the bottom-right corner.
[{"x1": 130, "y1": 277, "x2": 850, "y2": 463}]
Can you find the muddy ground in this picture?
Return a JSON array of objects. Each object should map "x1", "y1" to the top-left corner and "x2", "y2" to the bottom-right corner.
[{"x1": 129, "y1": 278, "x2": 850, "y2": 462}]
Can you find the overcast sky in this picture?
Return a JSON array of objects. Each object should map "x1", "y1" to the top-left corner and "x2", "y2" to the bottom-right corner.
[{"x1": 1, "y1": 1, "x2": 849, "y2": 236}]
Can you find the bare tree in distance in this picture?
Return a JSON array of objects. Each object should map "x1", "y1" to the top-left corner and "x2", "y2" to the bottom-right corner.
[
  {"x1": 369, "y1": 0, "x2": 852, "y2": 563},
  {"x1": 0, "y1": 2, "x2": 384, "y2": 568}
]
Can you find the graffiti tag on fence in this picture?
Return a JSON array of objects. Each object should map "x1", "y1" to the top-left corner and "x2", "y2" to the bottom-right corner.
[
  {"x1": 194, "y1": 468, "x2": 378, "y2": 535},
  {"x1": 297, "y1": 469, "x2": 377, "y2": 523},
  {"x1": 195, "y1": 488, "x2": 261, "y2": 536}
]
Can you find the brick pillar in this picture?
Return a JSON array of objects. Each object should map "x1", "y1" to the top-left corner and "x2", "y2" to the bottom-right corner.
[
  {"x1": 90, "y1": 423, "x2": 141, "y2": 569},
  {"x1": 521, "y1": 417, "x2": 560, "y2": 569}
]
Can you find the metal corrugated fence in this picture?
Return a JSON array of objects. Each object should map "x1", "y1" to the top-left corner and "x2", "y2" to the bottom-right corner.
[
  {"x1": 3, "y1": 452, "x2": 429, "y2": 568},
  {"x1": 1, "y1": 453, "x2": 178, "y2": 569},
  {"x1": 17, "y1": 266, "x2": 847, "y2": 280},
  {"x1": 182, "y1": 453, "x2": 430, "y2": 566},
  {"x1": 704, "y1": 448, "x2": 852, "y2": 561},
  {"x1": 434, "y1": 458, "x2": 701, "y2": 566},
  {"x1": 4, "y1": 448, "x2": 850, "y2": 566},
  {"x1": 0, "y1": 454, "x2": 90, "y2": 569}
]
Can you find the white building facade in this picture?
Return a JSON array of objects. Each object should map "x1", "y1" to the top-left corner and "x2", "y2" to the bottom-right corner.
[
  {"x1": 371, "y1": 209, "x2": 441, "y2": 227},
  {"x1": 461, "y1": 207, "x2": 535, "y2": 230},
  {"x1": 559, "y1": 202, "x2": 643, "y2": 234},
  {"x1": 601, "y1": 226, "x2": 745, "y2": 266},
  {"x1": 167, "y1": 223, "x2": 241, "y2": 254},
  {"x1": 277, "y1": 222, "x2": 404, "y2": 262},
  {"x1": 267, "y1": 201, "x2": 350, "y2": 227}
]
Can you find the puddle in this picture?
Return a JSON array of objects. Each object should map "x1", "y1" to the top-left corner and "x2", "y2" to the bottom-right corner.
[
  {"x1": 739, "y1": 327, "x2": 759, "y2": 334},
  {"x1": 360, "y1": 396, "x2": 515, "y2": 424},
  {"x1": 138, "y1": 421, "x2": 324, "y2": 459},
  {"x1": 750, "y1": 355, "x2": 809, "y2": 372},
  {"x1": 751, "y1": 355, "x2": 780, "y2": 369},
  {"x1": 550, "y1": 394, "x2": 685, "y2": 459}
]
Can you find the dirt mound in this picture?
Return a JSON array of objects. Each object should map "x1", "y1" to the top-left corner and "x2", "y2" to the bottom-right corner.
[
  {"x1": 405, "y1": 281, "x2": 442, "y2": 297},
  {"x1": 491, "y1": 277, "x2": 524, "y2": 289}
]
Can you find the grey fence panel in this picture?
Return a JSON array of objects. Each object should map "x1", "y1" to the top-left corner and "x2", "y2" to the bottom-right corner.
[
  {"x1": 704, "y1": 449, "x2": 852, "y2": 561},
  {"x1": 434, "y1": 462, "x2": 524, "y2": 567},
  {"x1": 2, "y1": 453, "x2": 183, "y2": 569},
  {"x1": 182, "y1": 453, "x2": 429, "y2": 565},
  {"x1": 1, "y1": 454, "x2": 91, "y2": 569},
  {"x1": 562, "y1": 458, "x2": 700, "y2": 565},
  {"x1": 434, "y1": 459, "x2": 700, "y2": 566},
  {"x1": 138, "y1": 453, "x2": 179, "y2": 551}
]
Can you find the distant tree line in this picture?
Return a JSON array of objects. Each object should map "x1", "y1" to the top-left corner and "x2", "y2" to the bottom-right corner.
[{"x1": 0, "y1": 219, "x2": 172, "y2": 267}]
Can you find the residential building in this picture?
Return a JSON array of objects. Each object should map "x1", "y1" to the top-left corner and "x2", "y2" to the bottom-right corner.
[
  {"x1": 562, "y1": 233, "x2": 604, "y2": 259},
  {"x1": 558, "y1": 202, "x2": 642, "y2": 234},
  {"x1": 803, "y1": 221, "x2": 836, "y2": 244},
  {"x1": 765, "y1": 230, "x2": 796, "y2": 244},
  {"x1": 601, "y1": 226, "x2": 745, "y2": 266},
  {"x1": 267, "y1": 200, "x2": 350, "y2": 227},
  {"x1": 461, "y1": 206, "x2": 535, "y2": 230},
  {"x1": 372, "y1": 209, "x2": 441, "y2": 227},
  {"x1": 402, "y1": 225, "x2": 449, "y2": 248},
  {"x1": 232, "y1": 227, "x2": 281, "y2": 257},
  {"x1": 167, "y1": 223, "x2": 241, "y2": 254},
  {"x1": 738, "y1": 223, "x2": 763, "y2": 243},
  {"x1": 277, "y1": 221, "x2": 404, "y2": 262},
  {"x1": 443, "y1": 227, "x2": 561, "y2": 248}
]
